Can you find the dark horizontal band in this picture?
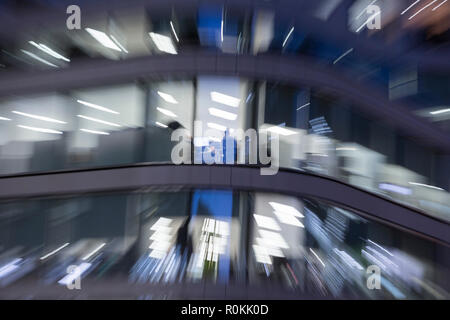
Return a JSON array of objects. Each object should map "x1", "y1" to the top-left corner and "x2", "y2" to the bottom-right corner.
[{"x1": 0, "y1": 163, "x2": 448, "y2": 244}]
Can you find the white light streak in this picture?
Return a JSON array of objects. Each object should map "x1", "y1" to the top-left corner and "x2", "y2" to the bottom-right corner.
[
  {"x1": 40, "y1": 243, "x2": 70, "y2": 260},
  {"x1": 77, "y1": 115, "x2": 121, "y2": 127}
]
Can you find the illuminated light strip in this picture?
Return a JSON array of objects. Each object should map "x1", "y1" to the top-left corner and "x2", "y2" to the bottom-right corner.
[
  {"x1": 17, "y1": 125, "x2": 63, "y2": 134},
  {"x1": 253, "y1": 214, "x2": 281, "y2": 231},
  {"x1": 21, "y1": 49, "x2": 58, "y2": 67},
  {"x1": 157, "y1": 91, "x2": 178, "y2": 104},
  {"x1": 80, "y1": 128, "x2": 110, "y2": 135},
  {"x1": 333, "y1": 48, "x2": 354, "y2": 64},
  {"x1": 356, "y1": 11, "x2": 381, "y2": 32},
  {"x1": 82, "y1": 243, "x2": 106, "y2": 261},
  {"x1": 336, "y1": 147, "x2": 357, "y2": 151},
  {"x1": 208, "y1": 107, "x2": 237, "y2": 120},
  {"x1": 379, "y1": 183, "x2": 412, "y2": 195},
  {"x1": 170, "y1": 21, "x2": 179, "y2": 42},
  {"x1": 77, "y1": 99, "x2": 119, "y2": 114},
  {"x1": 368, "y1": 239, "x2": 394, "y2": 257},
  {"x1": 266, "y1": 125, "x2": 297, "y2": 136},
  {"x1": 149, "y1": 32, "x2": 177, "y2": 54},
  {"x1": 430, "y1": 108, "x2": 450, "y2": 115},
  {"x1": 12, "y1": 110, "x2": 66, "y2": 124},
  {"x1": 155, "y1": 121, "x2": 168, "y2": 128},
  {"x1": 408, "y1": 182, "x2": 444, "y2": 191},
  {"x1": 269, "y1": 202, "x2": 304, "y2": 217},
  {"x1": 156, "y1": 107, "x2": 177, "y2": 118},
  {"x1": 0, "y1": 258, "x2": 22, "y2": 278},
  {"x1": 29, "y1": 41, "x2": 70, "y2": 62},
  {"x1": 401, "y1": 0, "x2": 421, "y2": 15},
  {"x1": 297, "y1": 102, "x2": 310, "y2": 111},
  {"x1": 210, "y1": 91, "x2": 241, "y2": 107},
  {"x1": 409, "y1": 0, "x2": 438, "y2": 20},
  {"x1": 282, "y1": 27, "x2": 294, "y2": 47},
  {"x1": 86, "y1": 28, "x2": 121, "y2": 51},
  {"x1": 40, "y1": 243, "x2": 70, "y2": 260},
  {"x1": 273, "y1": 210, "x2": 304, "y2": 228},
  {"x1": 221, "y1": 18, "x2": 224, "y2": 43},
  {"x1": 110, "y1": 35, "x2": 128, "y2": 53},
  {"x1": 432, "y1": 0, "x2": 447, "y2": 10},
  {"x1": 77, "y1": 115, "x2": 121, "y2": 127},
  {"x1": 0, "y1": 116, "x2": 11, "y2": 121},
  {"x1": 309, "y1": 248, "x2": 325, "y2": 267}
]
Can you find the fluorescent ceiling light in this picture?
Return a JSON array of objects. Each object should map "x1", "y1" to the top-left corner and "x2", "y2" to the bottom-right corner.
[
  {"x1": 255, "y1": 239, "x2": 285, "y2": 257},
  {"x1": 149, "y1": 249, "x2": 167, "y2": 259},
  {"x1": 207, "y1": 122, "x2": 227, "y2": 131},
  {"x1": 170, "y1": 21, "x2": 179, "y2": 42},
  {"x1": 12, "y1": 111, "x2": 66, "y2": 124},
  {"x1": 80, "y1": 128, "x2": 110, "y2": 135},
  {"x1": 150, "y1": 232, "x2": 173, "y2": 242},
  {"x1": 367, "y1": 239, "x2": 394, "y2": 257},
  {"x1": 82, "y1": 243, "x2": 106, "y2": 261},
  {"x1": 432, "y1": 0, "x2": 448, "y2": 10},
  {"x1": 77, "y1": 99, "x2": 119, "y2": 114},
  {"x1": 409, "y1": 0, "x2": 438, "y2": 20},
  {"x1": 0, "y1": 116, "x2": 11, "y2": 121},
  {"x1": 266, "y1": 126, "x2": 297, "y2": 136},
  {"x1": 310, "y1": 248, "x2": 325, "y2": 267},
  {"x1": 282, "y1": 27, "x2": 294, "y2": 47},
  {"x1": 430, "y1": 108, "x2": 450, "y2": 115},
  {"x1": 297, "y1": 102, "x2": 310, "y2": 111},
  {"x1": 149, "y1": 32, "x2": 177, "y2": 54},
  {"x1": 0, "y1": 258, "x2": 22, "y2": 279},
  {"x1": 379, "y1": 183, "x2": 412, "y2": 195},
  {"x1": 269, "y1": 202, "x2": 304, "y2": 217},
  {"x1": 151, "y1": 217, "x2": 172, "y2": 229},
  {"x1": 252, "y1": 245, "x2": 273, "y2": 264},
  {"x1": 336, "y1": 147, "x2": 357, "y2": 151},
  {"x1": 208, "y1": 107, "x2": 237, "y2": 120},
  {"x1": 273, "y1": 210, "x2": 304, "y2": 228},
  {"x1": 401, "y1": 0, "x2": 421, "y2": 15},
  {"x1": 149, "y1": 240, "x2": 172, "y2": 251},
  {"x1": 40, "y1": 243, "x2": 70, "y2": 260},
  {"x1": 85, "y1": 28, "x2": 121, "y2": 51},
  {"x1": 221, "y1": 19, "x2": 224, "y2": 42},
  {"x1": 156, "y1": 107, "x2": 177, "y2": 118},
  {"x1": 333, "y1": 48, "x2": 353, "y2": 64},
  {"x1": 259, "y1": 230, "x2": 289, "y2": 249},
  {"x1": 210, "y1": 91, "x2": 241, "y2": 107},
  {"x1": 253, "y1": 214, "x2": 281, "y2": 231},
  {"x1": 29, "y1": 41, "x2": 70, "y2": 62},
  {"x1": 155, "y1": 121, "x2": 168, "y2": 128},
  {"x1": 109, "y1": 35, "x2": 128, "y2": 53},
  {"x1": 77, "y1": 115, "x2": 121, "y2": 127},
  {"x1": 408, "y1": 182, "x2": 444, "y2": 191},
  {"x1": 21, "y1": 49, "x2": 58, "y2": 67},
  {"x1": 17, "y1": 125, "x2": 63, "y2": 134},
  {"x1": 334, "y1": 249, "x2": 364, "y2": 270},
  {"x1": 157, "y1": 91, "x2": 178, "y2": 104}
]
